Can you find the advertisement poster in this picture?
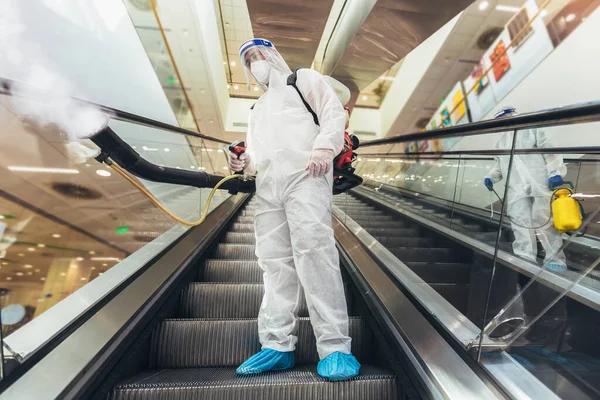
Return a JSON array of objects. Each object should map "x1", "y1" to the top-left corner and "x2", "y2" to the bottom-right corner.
[
  {"x1": 451, "y1": 88, "x2": 467, "y2": 121},
  {"x1": 489, "y1": 40, "x2": 511, "y2": 82},
  {"x1": 463, "y1": 0, "x2": 554, "y2": 121},
  {"x1": 470, "y1": 59, "x2": 489, "y2": 95}
]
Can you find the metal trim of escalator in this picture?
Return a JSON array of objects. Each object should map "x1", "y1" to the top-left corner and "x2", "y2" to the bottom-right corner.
[
  {"x1": 353, "y1": 186, "x2": 600, "y2": 313},
  {"x1": 0, "y1": 194, "x2": 249, "y2": 400},
  {"x1": 332, "y1": 205, "x2": 497, "y2": 350},
  {"x1": 332, "y1": 216, "x2": 507, "y2": 400}
]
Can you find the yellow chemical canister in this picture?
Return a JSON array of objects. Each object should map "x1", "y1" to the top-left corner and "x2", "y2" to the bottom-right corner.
[{"x1": 552, "y1": 189, "x2": 582, "y2": 232}]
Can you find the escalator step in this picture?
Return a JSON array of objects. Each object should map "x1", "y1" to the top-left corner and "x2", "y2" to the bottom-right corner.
[
  {"x1": 230, "y1": 223, "x2": 254, "y2": 233},
  {"x1": 363, "y1": 228, "x2": 419, "y2": 237},
  {"x1": 223, "y1": 232, "x2": 256, "y2": 244},
  {"x1": 215, "y1": 244, "x2": 257, "y2": 260},
  {"x1": 203, "y1": 260, "x2": 261, "y2": 283},
  {"x1": 353, "y1": 221, "x2": 412, "y2": 230},
  {"x1": 111, "y1": 365, "x2": 397, "y2": 400},
  {"x1": 404, "y1": 262, "x2": 471, "y2": 284},
  {"x1": 149, "y1": 317, "x2": 367, "y2": 368},
  {"x1": 389, "y1": 247, "x2": 461, "y2": 262},
  {"x1": 343, "y1": 215, "x2": 396, "y2": 222},
  {"x1": 236, "y1": 216, "x2": 255, "y2": 224},
  {"x1": 180, "y1": 283, "x2": 308, "y2": 318},
  {"x1": 377, "y1": 237, "x2": 436, "y2": 248}
]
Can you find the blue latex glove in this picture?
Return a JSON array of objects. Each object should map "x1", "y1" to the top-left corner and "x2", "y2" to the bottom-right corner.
[
  {"x1": 236, "y1": 349, "x2": 295, "y2": 375},
  {"x1": 548, "y1": 175, "x2": 564, "y2": 189},
  {"x1": 317, "y1": 352, "x2": 360, "y2": 381},
  {"x1": 484, "y1": 178, "x2": 494, "y2": 191}
]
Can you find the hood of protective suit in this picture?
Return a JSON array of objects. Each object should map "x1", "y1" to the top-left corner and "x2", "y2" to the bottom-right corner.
[{"x1": 239, "y1": 38, "x2": 292, "y2": 91}]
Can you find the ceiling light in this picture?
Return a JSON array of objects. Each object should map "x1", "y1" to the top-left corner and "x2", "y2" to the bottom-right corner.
[
  {"x1": 233, "y1": 85, "x2": 239, "y2": 90},
  {"x1": 362, "y1": 95, "x2": 368, "y2": 101},
  {"x1": 0, "y1": 215, "x2": 4, "y2": 219},
  {"x1": 230, "y1": 61, "x2": 237, "y2": 67},
  {"x1": 541, "y1": 9, "x2": 548, "y2": 17},
  {"x1": 91, "y1": 267, "x2": 96, "y2": 270},
  {"x1": 60, "y1": 272, "x2": 66, "y2": 276},
  {"x1": 227, "y1": 84, "x2": 231, "y2": 89},
  {"x1": 190, "y1": 165, "x2": 195, "y2": 169},
  {"x1": 565, "y1": 13, "x2": 576, "y2": 22},
  {"x1": 89, "y1": 251, "x2": 95, "y2": 255},
  {"x1": 76, "y1": 257, "x2": 84, "y2": 261},
  {"x1": 142, "y1": 146, "x2": 158, "y2": 151},
  {"x1": 253, "y1": 87, "x2": 259, "y2": 92},
  {"x1": 27, "y1": 272, "x2": 32, "y2": 276},
  {"x1": 206, "y1": 149, "x2": 213, "y2": 152},
  {"x1": 102, "y1": 263, "x2": 108, "y2": 267},
  {"x1": 52, "y1": 233, "x2": 61, "y2": 238},
  {"x1": 479, "y1": 0, "x2": 489, "y2": 11},
  {"x1": 41, "y1": 277, "x2": 46, "y2": 281},
  {"x1": 6, "y1": 277, "x2": 12, "y2": 281},
  {"x1": 37, "y1": 243, "x2": 45, "y2": 248},
  {"x1": 27, "y1": 247, "x2": 35, "y2": 252},
  {"x1": 35, "y1": 269, "x2": 40, "y2": 272},
  {"x1": 24, "y1": 264, "x2": 32, "y2": 269},
  {"x1": 8, "y1": 166, "x2": 79, "y2": 174},
  {"x1": 96, "y1": 169, "x2": 111, "y2": 177},
  {"x1": 496, "y1": 5, "x2": 520, "y2": 12},
  {"x1": 18, "y1": 253, "x2": 24, "y2": 257},
  {"x1": 164, "y1": 148, "x2": 170, "y2": 152},
  {"x1": 81, "y1": 277, "x2": 87, "y2": 281},
  {"x1": 91, "y1": 257, "x2": 120, "y2": 261},
  {"x1": 1, "y1": 262, "x2": 7, "y2": 266},
  {"x1": 223, "y1": 167, "x2": 228, "y2": 170},
  {"x1": 218, "y1": 149, "x2": 223, "y2": 153},
  {"x1": 16, "y1": 272, "x2": 23, "y2": 276},
  {"x1": 71, "y1": 264, "x2": 78, "y2": 269}
]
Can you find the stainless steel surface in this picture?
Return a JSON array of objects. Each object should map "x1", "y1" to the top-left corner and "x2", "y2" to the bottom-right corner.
[
  {"x1": 333, "y1": 217, "x2": 504, "y2": 399},
  {"x1": 4, "y1": 223, "x2": 188, "y2": 361},
  {"x1": 355, "y1": 186, "x2": 600, "y2": 313},
  {"x1": 332, "y1": 205, "x2": 499, "y2": 350},
  {"x1": 330, "y1": 0, "x2": 473, "y2": 91},
  {"x1": 480, "y1": 352, "x2": 561, "y2": 400},
  {"x1": 246, "y1": 0, "x2": 336, "y2": 69},
  {"x1": 0, "y1": 195, "x2": 246, "y2": 400}
]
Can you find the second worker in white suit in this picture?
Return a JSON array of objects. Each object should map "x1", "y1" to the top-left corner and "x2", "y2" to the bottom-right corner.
[{"x1": 228, "y1": 38, "x2": 360, "y2": 381}]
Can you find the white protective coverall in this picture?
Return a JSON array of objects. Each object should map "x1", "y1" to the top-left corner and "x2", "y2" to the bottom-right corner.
[
  {"x1": 239, "y1": 39, "x2": 351, "y2": 359},
  {"x1": 486, "y1": 128, "x2": 567, "y2": 266}
]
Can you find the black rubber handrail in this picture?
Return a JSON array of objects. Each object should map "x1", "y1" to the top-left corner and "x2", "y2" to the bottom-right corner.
[
  {"x1": 361, "y1": 102, "x2": 600, "y2": 147},
  {"x1": 0, "y1": 77, "x2": 229, "y2": 145}
]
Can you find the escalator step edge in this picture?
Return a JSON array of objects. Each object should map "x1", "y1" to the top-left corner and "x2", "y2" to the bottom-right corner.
[{"x1": 110, "y1": 365, "x2": 397, "y2": 400}]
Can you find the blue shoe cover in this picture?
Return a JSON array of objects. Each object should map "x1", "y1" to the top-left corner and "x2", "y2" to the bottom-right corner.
[
  {"x1": 236, "y1": 348, "x2": 294, "y2": 375},
  {"x1": 317, "y1": 352, "x2": 361, "y2": 381},
  {"x1": 547, "y1": 263, "x2": 567, "y2": 272}
]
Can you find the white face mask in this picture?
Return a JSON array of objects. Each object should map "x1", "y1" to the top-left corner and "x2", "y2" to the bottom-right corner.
[{"x1": 250, "y1": 60, "x2": 271, "y2": 85}]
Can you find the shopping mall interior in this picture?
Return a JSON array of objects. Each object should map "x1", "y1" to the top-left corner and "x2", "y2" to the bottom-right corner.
[{"x1": 1, "y1": 0, "x2": 600, "y2": 399}]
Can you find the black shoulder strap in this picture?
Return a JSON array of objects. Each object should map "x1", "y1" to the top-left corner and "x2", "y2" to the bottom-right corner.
[
  {"x1": 250, "y1": 103, "x2": 255, "y2": 110},
  {"x1": 287, "y1": 69, "x2": 319, "y2": 126}
]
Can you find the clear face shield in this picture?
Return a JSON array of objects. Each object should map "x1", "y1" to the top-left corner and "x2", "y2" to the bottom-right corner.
[{"x1": 239, "y1": 38, "x2": 292, "y2": 90}]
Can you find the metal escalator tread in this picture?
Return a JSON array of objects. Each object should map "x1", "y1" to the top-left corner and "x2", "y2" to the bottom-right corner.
[
  {"x1": 110, "y1": 365, "x2": 397, "y2": 400},
  {"x1": 404, "y1": 262, "x2": 471, "y2": 284},
  {"x1": 230, "y1": 223, "x2": 254, "y2": 233},
  {"x1": 180, "y1": 283, "x2": 309, "y2": 318},
  {"x1": 203, "y1": 260, "x2": 262, "y2": 283},
  {"x1": 215, "y1": 244, "x2": 257, "y2": 260},
  {"x1": 109, "y1": 199, "x2": 397, "y2": 400},
  {"x1": 388, "y1": 247, "x2": 461, "y2": 262},
  {"x1": 149, "y1": 317, "x2": 367, "y2": 368}
]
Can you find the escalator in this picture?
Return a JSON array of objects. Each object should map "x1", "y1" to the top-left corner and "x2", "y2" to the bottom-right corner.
[
  {"x1": 109, "y1": 197, "x2": 399, "y2": 400},
  {"x1": 333, "y1": 194, "x2": 472, "y2": 314},
  {"x1": 338, "y1": 186, "x2": 600, "y2": 400}
]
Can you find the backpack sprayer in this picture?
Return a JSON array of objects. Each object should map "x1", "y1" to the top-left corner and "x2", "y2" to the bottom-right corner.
[{"x1": 489, "y1": 181, "x2": 584, "y2": 235}]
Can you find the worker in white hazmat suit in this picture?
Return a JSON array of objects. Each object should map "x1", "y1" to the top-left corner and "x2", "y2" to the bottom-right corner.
[
  {"x1": 228, "y1": 38, "x2": 360, "y2": 381},
  {"x1": 484, "y1": 106, "x2": 567, "y2": 272}
]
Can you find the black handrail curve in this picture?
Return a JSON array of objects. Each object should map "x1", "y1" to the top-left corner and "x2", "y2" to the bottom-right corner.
[
  {"x1": 0, "y1": 77, "x2": 229, "y2": 145},
  {"x1": 361, "y1": 102, "x2": 600, "y2": 148}
]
